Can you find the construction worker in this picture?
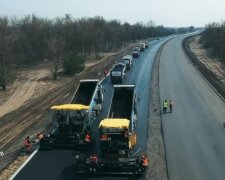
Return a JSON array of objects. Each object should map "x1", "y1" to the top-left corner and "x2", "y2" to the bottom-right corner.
[
  {"x1": 89, "y1": 154, "x2": 98, "y2": 164},
  {"x1": 163, "y1": 100, "x2": 168, "y2": 113},
  {"x1": 123, "y1": 128, "x2": 129, "y2": 140},
  {"x1": 104, "y1": 69, "x2": 108, "y2": 77},
  {"x1": 24, "y1": 136, "x2": 32, "y2": 154},
  {"x1": 99, "y1": 125, "x2": 103, "y2": 136},
  {"x1": 169, "y1": 100, "x2": 174, "y2": 113},
  {"x1": 100, "y1": 134, "x2": 108, "y2": 140},
  {"x1": 84, "y1": 133, "x2": 91, "y2": 143},
  {"x1": 141, "y1": 155, "x2": 148, "y2": 169},
  {"x1": 37, "y1": 133, "x2": 44, "y2": 140}
]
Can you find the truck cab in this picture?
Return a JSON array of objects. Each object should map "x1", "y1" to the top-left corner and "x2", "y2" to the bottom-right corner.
[
  {"x1": 110, "y1": 63, "x2": 126, "y2": 84},
  {"x1": 139, "y1": 42, "x2": 145, "y2": 51},
  {"x1": 121, "y1": 55, "x2": 133, "y2": 70},
  {"x1": 144, "y1": 41, "x2": 149, "y2": 48},
  {"x1": 132, "y1": 47, "x2": 140, "y2": 58}
]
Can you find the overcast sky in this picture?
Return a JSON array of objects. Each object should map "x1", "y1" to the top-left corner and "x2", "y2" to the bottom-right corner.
[{"x1": 0, "y1": 0, "x2": 224, "y2": 27}]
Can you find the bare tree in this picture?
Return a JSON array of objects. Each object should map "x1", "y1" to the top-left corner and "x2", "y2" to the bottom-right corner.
[
  {"x1": 0, "y1": 17, "x2": 15, "y2": 90},
  {"x1": 47, "y1": 36, "x2": 65, "y2": 80}
]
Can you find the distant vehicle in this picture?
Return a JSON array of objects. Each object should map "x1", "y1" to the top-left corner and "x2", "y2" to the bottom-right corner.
[
  {"x1": 144, "y1": 41, "x2": 149, "y2": 48},
  {"x1": 140, "y1": 42, "x2": 145, "y2": 51},
  {"x1": 39, "y1": 79, "x2": 104, "y2": 150},
  {"x1": 117, "y1": 60, "x2": 127, "y2": 67},
  {"x1": 121, "y1": 55, "x2": 133, "y2": 70},
  {"x1": 132, "y1": 47, "x2": 140, "y2": 58},
  {"x1": 116, "y1": 61, "x2": 127, "y2": 68},
  {"x1": 110, "y1": 63, "x2": 126, "y2": 84}
]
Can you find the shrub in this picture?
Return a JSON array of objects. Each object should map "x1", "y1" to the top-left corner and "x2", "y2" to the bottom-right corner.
[{"x1": 63, "y1": 53, "x2": 85, "y2": 75}]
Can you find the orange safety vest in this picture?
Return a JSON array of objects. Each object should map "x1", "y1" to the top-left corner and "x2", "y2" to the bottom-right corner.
[
  {"x1": 24, "y1": 139, "x2": 32, "y2": 150},
  {"x1": 85, "y1": 134, "x2": 91, "y2": 142},
  {"x1": 104, "y1": 70, "x2": 108, "y2": 76},
  {"x1": 100, "y1": 134, "x2": 108, "y2": 140},
  {"x1": 142, "y1": 158, "x2": 148, "y2": 167},
  {"x1": 37, "y1": 133, "x2": 44, "y2": 140},
  {"x1": 90, "y1": 155, "x2": 98, "y2": 164}
]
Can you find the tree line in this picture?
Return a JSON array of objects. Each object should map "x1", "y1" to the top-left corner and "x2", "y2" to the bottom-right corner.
[
  {"x1": 200, "y1": 22, "x2": 225, "y2": 63},
  {"x1": 0, "y1": 14, "x2": 194, "y2": 90}
]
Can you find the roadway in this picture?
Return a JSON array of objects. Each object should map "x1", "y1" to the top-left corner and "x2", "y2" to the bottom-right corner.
[
  {"x1": 160, "y1": 34, "x2": 225, "y2": 180},
  {"x1": 13, "y1": 37, "x2": 170, "y2": 180}
]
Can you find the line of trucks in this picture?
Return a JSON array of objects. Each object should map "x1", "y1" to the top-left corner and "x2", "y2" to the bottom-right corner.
[
  {"x1": 110, "y1": 41, "x2": 149, "y2": 84},
  {"x1": 39, "y1": 41, "x2": 149, "y2": 175}
]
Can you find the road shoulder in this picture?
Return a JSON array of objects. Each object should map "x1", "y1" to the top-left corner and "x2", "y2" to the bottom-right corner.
[
  {"x1": 183, "y1": 35, "x2": 225, "y2": 101},
  {"x1": 147, "y1": 43, "x2": 168, "y2": 180}
]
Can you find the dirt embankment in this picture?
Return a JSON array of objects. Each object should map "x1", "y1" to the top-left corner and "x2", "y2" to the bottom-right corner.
[
  {"x1": 0, "y1": 44, "x2": 135, "y2": 178},
  {"x1": 0, "y1": 66, "x2": 65, "y2": 118},
  {"x1": 183, "y1": 35, "x2": 225, "y2": 100},
  {"x1": 0, "y1": 53, "x2": 116, "y2": 119}
]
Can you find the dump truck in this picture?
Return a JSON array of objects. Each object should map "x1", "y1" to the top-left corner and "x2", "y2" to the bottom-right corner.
[
  {"x1": 144, "y1": 41, "x2": 149, "y2": 48},
  {"x1": 140, "y1": 42, "x2": 145, "y2": 51},
  {"x1": 132, "y1": 47, "x2": 140, "y2": 58},
  {"x1": 76, "y1": 85, "x2": 148, "y2": 175},
  {"x1": 110, "y1": 63, "x2": 126, "y2": 84},
  {"x1": 40, "y1": 79, "x2": 104, "y2": 150},
  {"x1": 71, "y1": 79, "x2": 103, "y2": 115},
  {"x1": 121, "y1": 55, "x2": 133, "y2": 70}
]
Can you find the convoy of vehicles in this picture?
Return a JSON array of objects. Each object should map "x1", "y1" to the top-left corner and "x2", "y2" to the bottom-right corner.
[
  {"x1": 39, "y1": 80, "x2": 104, "y2": 150},
  {"x1": 76, "y1": 85, "x2": 148, "y2": 175}
]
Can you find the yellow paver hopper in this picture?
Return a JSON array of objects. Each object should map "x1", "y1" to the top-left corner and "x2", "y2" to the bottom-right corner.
[
  {"x1": 99, "y1": 118, "x2": 130, "y2": 129},
  {"x1": 51, "y1": 104, "x2": 89, "y2": 111}
]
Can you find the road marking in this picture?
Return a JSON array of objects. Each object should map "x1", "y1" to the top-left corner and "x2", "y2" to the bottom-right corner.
[
  {"x1": 0, "y1": 151, "x2": 4, "y2": 157},
  {"x1": 9, "y1": 148, "x2": 39, "y2": 180},
  {"x1": 63, "y1": 93, "x2": 70, "y2": 98}
]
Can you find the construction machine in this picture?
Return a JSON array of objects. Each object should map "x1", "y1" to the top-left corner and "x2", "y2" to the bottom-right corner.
[
  {"x1": 40, "y1": 79, "x2": 104, "y2": 150},
  {"x1": 76, "y1": 85, "x2": 148, "y2": 175}
]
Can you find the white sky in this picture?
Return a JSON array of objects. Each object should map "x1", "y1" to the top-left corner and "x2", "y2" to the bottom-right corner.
[{"x1": 0, "y1": 0, "x2": 225, "y2": 27}]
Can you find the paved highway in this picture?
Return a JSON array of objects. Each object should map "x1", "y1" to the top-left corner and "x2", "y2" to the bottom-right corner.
[
  {"x1": 160, "y1": 35, "x2": 225, "y2": 180},
  {"x1": 13, "y1": 37, "x2": 170, "y2": 180}
]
